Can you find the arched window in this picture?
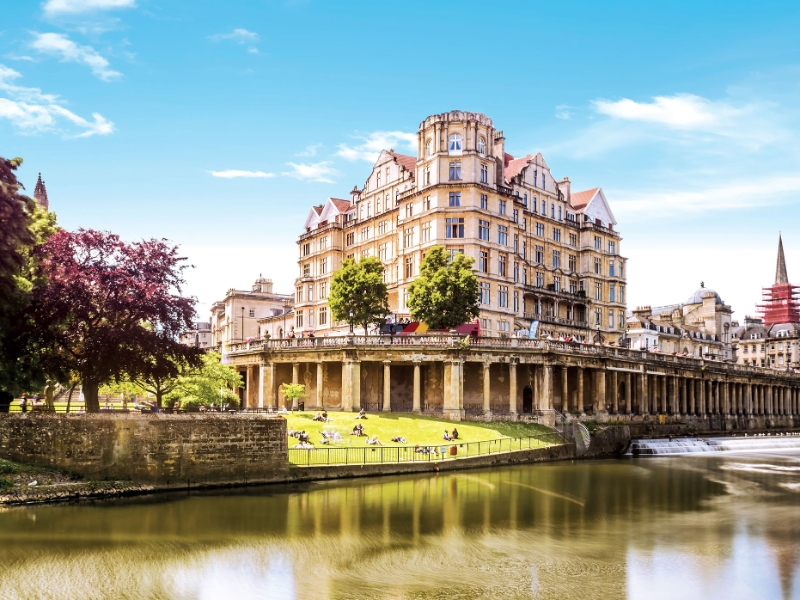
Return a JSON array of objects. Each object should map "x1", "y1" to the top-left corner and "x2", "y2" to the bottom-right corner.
[
  {"x1": 448, "y1": 134, "x2": 462, "y2": 155},
  {"x1": 477, "y1": 136, "x2": 486, "y2": 155},
  {"x1": 425, "y1": 139, "x2": 433, "y2": 157}
]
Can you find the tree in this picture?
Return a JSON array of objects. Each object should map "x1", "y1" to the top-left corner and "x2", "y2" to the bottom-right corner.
[
  {"x1": 130, "y1": 332, "x2": 203, "y2": 407},
  {"x1": 280, "y1": 382, "x2": 306, "y2": 411},
  {"x1": 0, "y1": 157, "x2": 34, "y2": 303},
  {"x1": 29, "y1": 229, "x2": 198, "y2": 412},
  {"x1": 166, "y1": 352, "x2": 242, "y2": 409},
  {"x1": 407, "y1": 245, "x2": 480, "y2": 330},
  {"x1": 328, "y1": 256, "x2": 389, "y2": 333}
]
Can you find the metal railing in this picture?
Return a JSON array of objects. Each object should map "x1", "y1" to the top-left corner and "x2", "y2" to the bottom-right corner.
[{"x1": 288, "y1": 432, "x2": 564, "y2": 466}]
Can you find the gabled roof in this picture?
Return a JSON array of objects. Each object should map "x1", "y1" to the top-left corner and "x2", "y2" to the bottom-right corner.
[
  {"x1": 504, "y1": 153, "x2": 533, "y2": 182},
  {"x1": 570, "y1": 188, "x2": 600, "y2": 211},
  {"x1": 387, "y1": 151, "x2": 417, "y2": 175},
  {"x1": 329, "y1": 198, "x2": 352, "y2": 213},
  {"x1": 569, "y1": 187, "x2": 617, "y2": 226}
]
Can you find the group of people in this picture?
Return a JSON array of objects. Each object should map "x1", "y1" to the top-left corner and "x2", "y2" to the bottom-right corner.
[
  {"x1": 443, "y1": 428, "x2": 459, "y2": 441},
  {"x1": 288, "y1": 427, "x2": 312, "y2": 448},
  {"x1": 312, "y1": 411, "x2": 330, "y2": 422}
]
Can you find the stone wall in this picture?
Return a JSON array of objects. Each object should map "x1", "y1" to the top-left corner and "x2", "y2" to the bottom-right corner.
[{"x1": 0, "y1": 413, "x2": 288, "y2": 485}]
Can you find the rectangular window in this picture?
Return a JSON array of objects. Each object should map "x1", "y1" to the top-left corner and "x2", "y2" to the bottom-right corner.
[
  {"x1": 449, "y1": 192, "x2": 461, "y2": 207},
  {"x1": 405, "y1": 256, "x2": 414, "y2": 279},
  {"x1": 594, "y1": 257, "x2": 601, "y2": 274},
  {"x1": 610, "y1": 284, "x2": 616, "y2": 302},
  {"x1": 379, "y1": 243, "x2": 388, "y2": 261},
  {"x1": 421, "y1": 222, "x2": 432, "y2": 242},
  {"x1": 497, "y1": 225, "x2": 508, "y2": 245},
  {"x1": 499, "y1": 199, "x2": 507, "y2": 215},
  {"x1": 480, "y1": 318, "x2": 491, "y2": 330},
  {"x1": 513, "y1": 290, "x2": 519, "y2": 312},
  {"x1": 523, "y1": 268, "x2": 528, "y2": 285},
  {"x1": 320, "y1": 257, "x2": 328, "y2": 274},
  {"x1": 552, "y1": 228, "x2": 561, "y2": 242},
  {"x1": 569, "y1": 233, "x2": 577, "y2": 247},
  {"x1": 449, "y1": 162, "x2": 461, "y2": 180},
  {"x1": 569, "y1": 279, "x2": 577, "y2": 294},
  {"x1": 297, "y1": 287, "x2": 303, "y2": 303},
  {"x1": 594, "y1": 308, "x2": 602, "y2": 326},
  {"x1": 479, "y1": 250, "x2": 489, "y2": 273},
  {"x1": 523, "y1": 193, "x2": 528, "y2": 207},
  {"x1": 534, "y1": 245, "x2": 543, "y2": 264},
  {"x1": 609, "y1": 310, "x2": 614, "y2": 329},
  {"x1": 552, "y1": 250, "x2": 561, "y2": 269},
  {"x1": 319, "y1": 306, "x2": 327, "y2": 326},
  {"x1": 498, "y1": 254, "x2": 507, "y2": 277},
  {"x1": 308, "y1": 309, "x2": 314, "y2": 328},
  {"x1": 480, "y1": 164, "x2": 488, "y2": 183},
  {"x1": 608, "y1": 240, "x2": 616, "y2": 254},
  {"x1": 480, "y1": 193, "x2": 488, "y2": 210},
  {"x1": 553, "y1": 276, "x2": 561, "y2": 292},
  {"x1": 568, "y1": 254, "x2": 576, "y2": 272},
  {"x1": 303, "y1": 263, "x2": 311, "y2": 277},
  {"x1": 536, "y1": 271, "x2": 544, "y2": 287},
  {"x1": 513, "y1": 209, "x2": 519, "y2": 223},
  {"x1": 532, "y1": 197, "x2": 538, "y2": 213},
  {"x1": 550, "y1": 203, "x2": 555, "y2": 219},
  {"x1": 521, "y1": 241, "x2": 526, "y2": 260},
  {"x1": 319, "y1": 282, "x2": 327, "y2": 298},
  {"x1": 610, "y1": 260, "x2": 615, "y2": 277},
  {"x1": 541, "y1": 199, "x2": 546, "y2": 214},
  {"x1": 405, "y1": 203, "x2": 413, "y2": 218},
  {"x1": 404, "y1": 228, "x2": 414, "y2": 248},
  {"x1": 594, "y1": 236, "x2": 602, "y2": 249},
  {"x1": 558, "y1": 206, "x2": 562, "y2": 220},
  {"x1": 446, "y1": 218, "x2": 465, "y2": 238},
  {"x1": 345, "y1": 232, "x2": 355, "y2": 246},
  {"x1": 479, "y1": 219, "x2": 490, "y2": 241},
  {"x1": 535, "y1": 222, "x2": 544, "y2": 237},
  {"x1": 360, "y1": 227, "x2": 370, "y2": 241},
  {"x1": 513, "y1": 261, "x2": 519, "y2": 282},
  {"x1": 296, "y1": 313, "x2": 304, "y2": 328},
  {"x1": 522, "y1": 217, "x2": 527, "y2": 231},
  {"x1": 498, "y1": 285, "x2": 509, "y2": 308},
  {"x1": 302, "y1": 242, "x2": 311, "y2": 256},
  {"x1": 513, "y1": 234, "x2": 519, "y2": 254},
  {"x1": 448, "y1": 248, "x2": 463, "y2": 262},
  {"x1": 423, "y1": 196, "x2": 431, "y2": 210},
  {"x1": 378, "y1": 220, "x2": 387, "y2": 234},
  {"x1": 480, "y1": 282, "x2": 491, "y2": 305},
  {"x1": 424, "y1": 166, "x2": 431, "y2": 185},
  {"x1": 307, "y1": 285, "x2": 313, "y2": 302},
  {"x1": 594, "y1": 282, "x2": 602, "y2": 300}
]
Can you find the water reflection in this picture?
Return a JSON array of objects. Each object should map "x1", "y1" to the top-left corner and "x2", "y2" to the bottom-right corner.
[{"x1": 0, "y1": 452, "x2": 798, "y2": 599}]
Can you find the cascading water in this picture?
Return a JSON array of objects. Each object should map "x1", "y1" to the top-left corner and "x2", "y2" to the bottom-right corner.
[{"x1": 627, "y1": 434, "x2": 800, "y2": 456}]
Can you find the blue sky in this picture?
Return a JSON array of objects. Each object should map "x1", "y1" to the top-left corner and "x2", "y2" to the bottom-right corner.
[{"x1": 3, "y1": 0, "x2": 800, "y2": 319}]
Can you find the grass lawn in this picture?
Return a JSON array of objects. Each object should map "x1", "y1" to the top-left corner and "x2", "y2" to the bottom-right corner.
[{"x1": 284, "y1": 411, "x2": 553, "y2": 449}]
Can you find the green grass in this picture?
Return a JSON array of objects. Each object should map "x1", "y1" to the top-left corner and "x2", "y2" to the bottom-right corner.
[
  {"x1": 0, "y1": 478, "x2": 13, "y2": 489},
  {"x1": 0, "y1": 459, "x2": 49, "y2": 475},
  {"x1": 284, "y1": 411, "x2": 553, "y2": 449}
]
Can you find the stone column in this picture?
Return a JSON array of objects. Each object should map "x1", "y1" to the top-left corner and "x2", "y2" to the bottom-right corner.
[
  {"x1": 708, "y1": 381, "x2": 715, "y2": 414},
  {"x1": 625, "y1": 372, "x2": 632, "y2": 415},
  {"x1": 561, "y1": 367, "x2": 569, "y2": 413},
  {"x1": 660, "y1": 376, "x2": 667, "y2": 414},
  {"x1": 382, "y1": 361, "x2": 391, "y2": 412},
  {"x1": 767, "y1": 386, "x2": 773, "y2": 416},
  {"x1": 577, "y1": 368, "x2": 584, "y2": 414},
  {"x1": 688, "y1": 379, "x2": 695, "y2": 415},
  {"x1": 747, "y1": 383, "x2": 753, "y2": 415},
  {"x1": 541, "y1": 364, "x2": 553, "y2": 411},
  {"x1": 412, "y1": 361, "x2": 422, "y2": 414},
  {"x1": 509, "y1": 361, "x2": 518, "y2": 416},
  {"x1": 341, "y1": 360, "x2": 361, "y2": 412},
  {"x1": 723, "y1": 382, "x2": 730, "y2": 416},
  {"x1": 259, "y1": 362, "x2": 275, "y2": 409},
  {"x1": 316, "y1": 362, "x2": 324, "y2": 410},
  {"x1": 483, "y1": 363, "x2": 491, "y2": 416},
  {"x1": 290, "y1": 363, "x2": 300, "y2": 410},
  {"x1": 785, "y1": 387, "x2": 791, "y2": 417},
  {"x1": 610, "y1": 370, "x2": 618, "y2": 414},
  {"x1": 680, "y1": 378, "x2": 687, "y2": 415},
  {"x1": 641, "y1": 368, "x2": 649, "y2": 415},
  {"x1": 594, "y1": 369, "x2": 606, "y2": 413}
]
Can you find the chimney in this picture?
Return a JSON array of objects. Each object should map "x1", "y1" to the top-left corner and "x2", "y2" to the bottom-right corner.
[
  {"x1": 493, "y1": 131, "x2": 505, "y2": 186},
  {"x1": 350, "y1": 185, "x2": 360, "y2": 205},
  {"x1": 558, "y1": 176, "x2": 571, "y2": 205}
]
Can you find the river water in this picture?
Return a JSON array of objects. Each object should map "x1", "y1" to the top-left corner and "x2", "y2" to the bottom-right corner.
[{"x1": 0, "y1": 450, "x2": 799, "y2": 600}]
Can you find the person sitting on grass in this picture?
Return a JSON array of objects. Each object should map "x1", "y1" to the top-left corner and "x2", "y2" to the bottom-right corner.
[
  {"x1": 322, "y1": 410, "x2": 329, "y2": 422},
  {"x1": 313, "y1": 411, "x2": 324, "y2": 422},
  {"x1": 366, "y1": 434, "x2": 383, "y2": 446},
  {"x1": 355, "y1": 408, "x2": 367, "y2": 419},
  {"x1": 351, "y1": 423, "x2": 365, "y2": 437},
  {"x1": 443, "y1": 430, "x2": 452, "y2": 441},
  {"x1": 391, "y1": 436, "x2": 407, "y2": 444},
  {"x1": 451, "y1": 428, "x2": 459, "y2": 440}
]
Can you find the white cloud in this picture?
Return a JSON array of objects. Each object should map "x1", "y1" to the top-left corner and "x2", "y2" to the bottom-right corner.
[
  {"x1": 336, "y1": 130, "x2": 416, "y2": 162},
  {"x1": 555, "y1": 104, "x2": 573, "y2": 120},
  {"x1": 42, "y1": 0, "x2": 136, "y2": 14},
  {"x1": 282, "y1": 161, "x2": 337, "y2": 183},
  {"x1": 30, "y1": 33, "x2": 120, "y2": 81},
  {"x1": 593, "y1": 94, "x2": 740, "y2": 129},
  {"x1": 294, "y1": 143, "x2": 321, "y2": 157},
  {"x1": 210, "y1": 170, "x2": 275, "y2": 179},
  {"x1": 0, "y1": 64, "x2": 114, "y2": 137},
  {"x1": 209, "y1": 29, "x2": 259, "y2": 43}
]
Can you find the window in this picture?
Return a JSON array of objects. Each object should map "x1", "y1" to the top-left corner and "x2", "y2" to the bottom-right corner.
[
  {"x1": 448, "y1": 134, "x2": 462, "y2": 154},
  {"x1": 594, "y1": 282, "x2": 602, "y2": 300},
  {"x1": 569, "y1": 279, "x2": 577, "y2": 294},
  {"x1": 541, "y1": 199, "x2": 546, "y2": 214},
  {"x1": 568, "y1": 254, "x2": 576, "y2": 272},
  {"x1": 569, "y1": 233, "x2": 577, "y2": 247},
  {"x1": 522, "y1": 217, "x2": 527, "y2": 231},
  {"x1": 345, "y1": 232, "x2": 354, "y2": 246},
  {"x1": 424, "y1": 166, "x2": 431, "y2": 185},
  {"x1": 619, "y1": 311, "x2": 625, "y2": 329},
  {"x1": 513, "y1": 209, "x2": 519, "y2": 223},
  {"x1": 609, "y1": 260, "x2": 615, "y2": 277},
  {"x1": 366, "y1": 202, "x2": 371, "y2": 218},
  {"x1": 303, "y1": 263, "x2": 311, "y2": 277},
  {"x1": 449, "y1": 192, "x2": 461, "y2": 207},
  {"x1": 405, "y1": 203, "x2": 413, "y2": 218},
  {"x1": 248, "y1": 308, "x2": 255, "y2": 318},
  {"x1": 609, "y1": 310, "x2": 614, "y2": 329},
  {"x1": 379, "y1": 243, "x2": 388, "y2": 261},
  {"x1": 498, "y1": 225, "x2": 508, "y2": 245},
  {"x1": 532, "y1": 197, "x2": 538, "y2": 213},
  {"x1": 536, "y1": 271, "x2": 544, "y2": 287},
  {"x1": 446, "y1": 217, "x2": 464, "y2": 238},
  {"x1": 535, "y1": 222, "x2": 545, "y2": 236},
  {"x1": 513, "y1": 291, "x2": 519, "y2": 312},
  {"x1": 423, "y1": 196, "x2": 431, "y2": 210},
  {"x1": 523, "y1": 193, "x2": 528, "y2": 207},
  {"x1": 552, "y1": 250, "x2": 561, "y2": 269},
  {"x1": 319, "y1": 306, "x2": 327, "y2": 326},
  {"x1": 595, "y1": 236, "x2": 602, "y2": 250},
  {"x1": 421, "y1": 222, "x2": 432, "y2": 242},
  {"x1": 554, "y1": 276, "x2": 562, "y2": 292},
  {"x1": 608, "y1": 240, "x2": 616, "y2": 254},
  {"x1": 523, "y1": 268, "x2": 528, "y2": 285},
  {"x1": 521, "y1": 241, "x2": 526, "y2": 260},
  {"x1": 551, "y1": 204, "x2": 555, "y2": 219},
  {"x1": 376, "y1": 172, "x2": 381, "y2": 188},
  {"x1": 594, "y1": 257, "x2": 601, "y2": 274},
  {"x1": 405, "y1": 256, "x2": 414, "y2": 278},
  {"x1": 378, "y1": 220, "x2": 387, "y2": 235},
  {"x1": 534, "y1": 245, "x2": 543, "y2": 264},
  {"x1": 499, "y1": 285, "x2": 509, "y2": 308},
  {"x1": 479, "y1": 250, "x2": 489, "y2": 273},
  {"x1": 297, "y1": 287, "x2": 303, "y2": 303},
  {"x1": 479, "y1": 219, "x2": 490, "y2": 241},
  {"x1": 480, "y1": 194, "x2": 488, "y2": 210},
  {"x1": 513, "y1": 261, "x2": 519, "y2": 282},
  {"x1": 480, "y1": 164, "x2": 488, "y2": 183},
  {"x1": 552, "y1": 228, "x2": 561, "y2": 242},
  {"x1": 302, "y1": 242, "x2": 311, "y2": 256},
  {"x1": 533, "y1": 172, "x2": 537, "y2": 187},
  {"x1": 296, "y1": 313, "x2": 304, "y2": 328},
  {"x1": 513, "y1": 234, "x2": 519, "y2": 253},
  {"x1": 320, "y1": 257, "x2": 328, "y2": 274},
  {"x1": 477, "y1": 136, "x2": 486, "y2": 155},
  {"x1": 498, "y1": 254, "x2": 507, "y2": 277},
  {"x1": 360, "y1": 226, "x2": 370, "y2": 241},
  {"x1": 499, "y1": 199, "x2": 507, "y2": 215},
  {"x1": 542, "y1": 174, "x2": 546, "y2": 190},
  {"x1": 425, "y1": 139, "x2": 433, "y2": 157},
  {"x1": 308, "y1": 310, "x2": 314, "y2": 328},
  {"x1": 500, "y1": 321, "x2": 510, "y2": 333},
  {"x1": 480, "y1": 282, "x2": 491, "y2": 305},
  {"x1": 594, "y1": 308, "x2": 602, "y2": 326},
  {"x1": 480, "y1": 318, "x2": 491, "y2": 330},
  {"x1": 610, "y1": 284, "x2": 616, "y2": 302},
  {"x1": 319, "y1": 281, "x2": 327, "y2": 298},
  {"x1": 558, "y1": 206, "x2": 562, "y2": 220},
  {"x1": 307, "y1": 285, "x2": 314, "y2": 302},
  {"x1": 404, "y1": 228, "x2": 414, "y2": 248},
  {"x1": 449, "y1": 161, "x2": 461, "y2": 180}
]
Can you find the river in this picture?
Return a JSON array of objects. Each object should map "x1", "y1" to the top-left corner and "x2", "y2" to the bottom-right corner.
[{"x1": 0, "y1": 449, "x2": 798, "y2": 599}]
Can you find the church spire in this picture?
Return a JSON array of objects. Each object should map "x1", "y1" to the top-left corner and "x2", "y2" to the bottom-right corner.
[
  {"x1": 776, "y1": 233, "x2": 789, "y2": 285},
  {"x1": 33, "y1": 173, "x2": 49, "y2": 211}
]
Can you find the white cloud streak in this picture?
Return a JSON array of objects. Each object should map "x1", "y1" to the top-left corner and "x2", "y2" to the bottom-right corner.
[
  {"x1": 0, "y1": 64, "x2": 114, "y2": 137},
  {"x1": 30, "y1": 33, "x2": 120, "y2": 81},
  {"x1": 294, "y1": 143, "x2": 321, "y2": 157},
  {"x1": 593, "y1": 94, "x2": 740, "y2": 129},
  {"x1": 210, "y1": 170, "x2": 275, "y2": 179},
  {"x1": 336, "y1": 130, "x2": 416, "y2": 162},
  {"x1": 209, "y1": 29, "x2": 259, "y2": 43},
  {"x1": 282, "y1": 161, "x2": 337, "y2": 183},
  {"x1": 42, "y1": 0, "x2": 136, "y2": 14}
]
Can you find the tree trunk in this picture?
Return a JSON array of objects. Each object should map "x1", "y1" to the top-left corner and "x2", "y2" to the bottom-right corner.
[
  {"x1": 155, "y1": 390, "x2": 163, "y2": 408},
  {"x1": 66, "y1": 384, "x2": 76, "y2": 413},
  {"x1": 83, "y1": 380, "x2": 100, "y2": 413}
]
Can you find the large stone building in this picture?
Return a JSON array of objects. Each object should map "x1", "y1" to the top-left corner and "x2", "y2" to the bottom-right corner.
[
  {"x1": 210, "y1": 276, "x2": 293, "y2": 354},
  {"x1": 295, "y1": 111, "x2": 627, "y2": 342},
  {"x1": 626, "y1": 283, "x2": 734, "y2": 360}
]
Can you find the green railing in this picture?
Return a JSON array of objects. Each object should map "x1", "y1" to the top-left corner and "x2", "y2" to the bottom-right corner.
[{"x1": 288, "y1": 432, "x2": 564, "y2": 466}]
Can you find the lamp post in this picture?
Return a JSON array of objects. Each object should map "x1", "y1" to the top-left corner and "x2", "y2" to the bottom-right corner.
[
  {"x1": 349, "y1": 309, "x2": 354, "y2": 334},
  {"x1": 241, "y1": 307, "x2": 245, "y2": 341}
]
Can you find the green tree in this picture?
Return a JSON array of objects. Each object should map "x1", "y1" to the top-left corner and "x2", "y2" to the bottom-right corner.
[
  {"x1": 407, "y1": 245, "x2": 480, "y2": 330},
  {"x1": 280, "y1": 382, "x2": 306, "y2": 411},
  {"x1": 328, "y1": 256, "x2": 389, "y2": 333},
  {"x1": 166, "y1": 352, "x2": 242, "y2": 409}
]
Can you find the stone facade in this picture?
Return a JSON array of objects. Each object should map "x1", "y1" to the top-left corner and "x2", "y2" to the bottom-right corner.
[
  {"x1": 179, "y1": 321, "x2": 213, "y2": 349},
  {"x1": 295, "y1": 110, "x2": 627, "y2": 342},
  {"x1": 732, "y1": 317, "x2": 800, "y2": 369},
  {"x1": 227, "y1": 335, "x2": 800, "y2": 428},
  {"x1": 0, "y1": 413, "x2": 288, "y2": 485}
]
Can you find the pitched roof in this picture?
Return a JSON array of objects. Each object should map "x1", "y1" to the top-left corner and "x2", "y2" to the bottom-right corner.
[
  {"x1": 388, "y1": 151, "x2": 417, "y2": 175},
  {"x1": 776, "y1": 234, "x2": 789, "y2": 285},
  {"x1": 311, "y1": 205, "x2": 323, "y2": 215},
  {"x1": 569, "y1": 188, "x2": 599, "y2": 211},
  {"x1": 504, "y1": 153, "x2": 534, "y2": 182},
  {"x1": 329, "y1": 198, "x2": 353, "y2": 213}
]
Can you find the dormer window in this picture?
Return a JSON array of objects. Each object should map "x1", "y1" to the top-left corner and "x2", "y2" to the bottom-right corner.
[
  {"x1": 448, "y1": 134, "x2": 462, "y2": 155},
  {"x1": 477, "y1": 136, "x2": 486, "y2": 155}
]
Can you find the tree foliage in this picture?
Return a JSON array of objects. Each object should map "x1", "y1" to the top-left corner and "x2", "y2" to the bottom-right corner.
[
  {"x1": 166, "y1": 352, "x2": 242, "y2": 409},
  {"x1": 29, "y1": 229, "x2": 199, "y2": 411},
  {"x1": 0, "y1": 157, "x2": 34, "y2": 303},
  {"x1": 407, "y1": 246, "x2": 480, "y2": 330},
  {"x1": 280, "y1": 382, "x2": 306, "y2": 410},
  {"x1": 328, "y1": 256, "x2": 389, "y2": 333}
]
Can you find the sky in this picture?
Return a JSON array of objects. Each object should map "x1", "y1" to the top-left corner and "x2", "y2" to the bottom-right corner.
[{"x1": 3, "y1": 0, "x2": 800, "y2": 320}]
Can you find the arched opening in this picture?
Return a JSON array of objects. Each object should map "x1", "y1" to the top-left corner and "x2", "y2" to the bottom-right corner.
[
  {"x1": 477, "y1": 136, "x2": 486, "y2": 155},
  {"x1": 522, "y1": 386, "x2": 533, "y2": 413},
  {"x1": 448, "y1": 134, "x2": 462, "y2": 155}
]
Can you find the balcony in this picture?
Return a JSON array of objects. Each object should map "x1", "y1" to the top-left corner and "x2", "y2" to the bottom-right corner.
[
  {"x1": 520, "y1": 283, "x2": 589, "y2": 304},
  {"x1": 522, "y1": 313, "x2": 589, "y2": 329}
]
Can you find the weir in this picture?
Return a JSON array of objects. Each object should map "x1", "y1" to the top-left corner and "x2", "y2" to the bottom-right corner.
[{"x1": 628, "y1": 434, "x2": 800, "y2": 456}]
